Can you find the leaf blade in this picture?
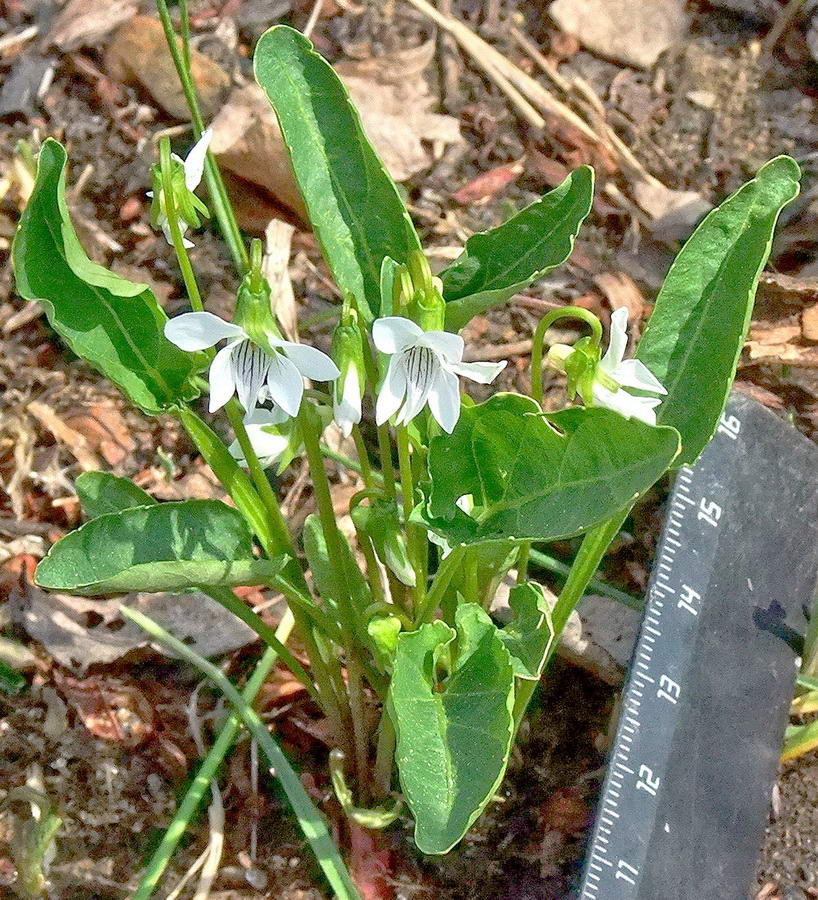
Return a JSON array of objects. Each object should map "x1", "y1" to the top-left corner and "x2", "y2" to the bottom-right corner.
[
  {"x1": 422, "y1": 394, "x2": 680, "y2": 545},
  {"x1": 75, "y1": 471, "x2": 156, "y2": 519},
  {"x1": 441, "y1": 167, "x2": 594, "y2": 330},
  {"x1": 637, "y1": 156, "x2": 800, "y2": 466},
  {"x1": 13, "y1": 140, "x2": 204, "y2": 414},
  {"x1": 35, "y1": 500, "x2": 282, "y2": 594},
  {"x1": 388, "y1": 605, "x2": 515, "y2": 854},
  {"x1": 253, "y1": 26, "x2": 421, "y2": 320}
]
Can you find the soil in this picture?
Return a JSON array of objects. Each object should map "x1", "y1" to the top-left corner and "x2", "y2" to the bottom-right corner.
[{"x1": 3, "y1": 0, "x2": 818, "y2": 898}]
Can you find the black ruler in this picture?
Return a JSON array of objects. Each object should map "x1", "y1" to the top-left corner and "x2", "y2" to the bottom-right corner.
[{"x1": 578, "y1": 392, "x2": 818, "y2": 900}]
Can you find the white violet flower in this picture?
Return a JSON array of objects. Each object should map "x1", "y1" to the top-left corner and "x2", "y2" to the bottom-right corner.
[
  {"x1": 373, "y1": 316, "x2": 505, "y2": 433},
  {"x1": 228, "y1": 407, "x2": 290, "y2": 470},
  {"x1": 148, "y1": 128, "x2": 212, "y2": 248},
  {"x1": 164, "y1": 311, "x2": 339, "y2": 416},
  {"x1": 592, "y1": 307, "x2": 666, "y2": 425}
]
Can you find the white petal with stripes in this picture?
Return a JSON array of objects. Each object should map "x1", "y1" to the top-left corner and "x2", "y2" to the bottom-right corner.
[
  {"x1": 164, "y1": 311, "x2": 339, "y2": 417},
  {"x1": 373, "y1": 316, "x2": 506, "y2": 433}
]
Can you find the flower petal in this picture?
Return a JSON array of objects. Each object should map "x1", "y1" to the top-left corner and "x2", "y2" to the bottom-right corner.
[
  {"x1": 600, "y1": 307, "x2": 629, "y2": 372},
  {"x1": 244, "y1": 406, "x2": 290, "y2": 427},
  {"x1": 265, "y1": 352, "x2": 304, "y2": 417},
  {"x1": 372, "y1": 317, "x2": 423, "y2": 354},
  {"x1": 375, "y1": 357, "x2": 407, "y2": 425},
  {"x1": 447, "y1": 359, "x2": 507, "y2": 384},
  {"x1": 611, "y1": 358, "x2": 667, "y2": 395},
  {"x1": 398, "y1": 346, "x2": 439, "y2": 424},
  {"x1": 276, "y1": 340, "x2": 340, "y2": 381},
  {"x1": 427, "y1": 367, "x2": 461, "y2": 433},
  {"x1": 334, "y1": 368, "x2": 362, "y2": 437},
  {"x1": 208, "y1": 342, "x2": 237, "y2": 412},
  {"x1": 231, "y1": 340, "x2": 271, "y2": 413},
  {"x1": 593, "y1": 383, "x2": 661, "y2": 425},
  {"x1": 418, "y1": 330, "x2": 464, "y2": 363},
  {"x1": 183, "y1": 128, "x2": 212, "y2": 191},
  {"x1": 165, "y1": 311, "x2": 246, "y2": 351}
]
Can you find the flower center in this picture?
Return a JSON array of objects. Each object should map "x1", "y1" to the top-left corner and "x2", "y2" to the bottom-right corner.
[{"x1": 402, "y1": 345, "x2": 437, "y2": 392}]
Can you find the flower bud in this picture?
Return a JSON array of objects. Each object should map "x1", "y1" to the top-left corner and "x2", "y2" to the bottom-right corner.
[
  {"x1": 405, "y1": 251, "x2": 445, "y2": 331},
  {"x1": 233, "y1": 238, "x2": 282, "y2": 352},
  {"x1": 331, "y1": 304, "x2": 366, "y2": 437},
  {"x1": 546, "y1": 343, "x2": 575, "y2": 373},
  {"x1": 149, "y1": 136, "x2": 209, "y2": 240}
]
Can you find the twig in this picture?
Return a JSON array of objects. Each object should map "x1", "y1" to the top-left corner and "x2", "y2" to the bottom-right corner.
[
  {"x1": 464, "y1": 339, "x2": 532, "y2": 361},
  {"x1": 303, "y1": 0, "x2": 325, "y2": 38},
  {"x1": 0, "y1": 24, "x2": 38, "y2": 55},
  {"x1": 403, "y1": 0, "x2": 545, "y2": 128},
  {"x1": 763, "y1": 0, "x2": 809, "y2": 54}
]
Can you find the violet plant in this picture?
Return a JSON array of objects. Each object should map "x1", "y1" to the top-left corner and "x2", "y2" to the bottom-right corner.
[{"x1": 11, "y1": 10, "x2": 801, "y2": 897}]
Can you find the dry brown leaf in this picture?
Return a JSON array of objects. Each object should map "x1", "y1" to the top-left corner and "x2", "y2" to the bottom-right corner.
[
  {"x1": 104, "y1": 16, "x2": 230, "y2": 120},
  {"x1": 53, "y1": 670, "x2": 154, "y2": 747},
  {"x1": 594, "y1": 272, "x2": 646, "y2": 332},
  {"x1": 452, "y1": 163, "x2": 524, "y2": 206},
  {"x1": 210, "y1": 41, "x2": 462, "y2": 214},
  {"x1": 27, "y1": 400, "x2": 103, "y2": 471},
  {"x1": 13, "y1": 582, "x2": 257, "y2": 669},
  {"x1": 263, "y1": 219, "x2": 298, "y2": 342},
  {"x1": 550, "y1": 0, "x2": 688, "y2": 69},
  {"x1": 210, "y1": 84, "x2": 308, "y2": 220},
  {"x1": 745, "y1": 321, "x2": 818, "y2": 367},
  {"x1": 49, "y1": 0, "x2": 138, "y2": 52},
  {"x1": 631, "y1": 178, "x2": 712, "y2": 240},
  {"x1": 62, "y1": 403, "x2": 135, "y2": 468}
]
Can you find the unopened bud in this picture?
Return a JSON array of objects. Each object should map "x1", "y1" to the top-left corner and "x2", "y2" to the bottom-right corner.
[{"x1": 547, "y1": 343, "x2": 575, "y2": 372}]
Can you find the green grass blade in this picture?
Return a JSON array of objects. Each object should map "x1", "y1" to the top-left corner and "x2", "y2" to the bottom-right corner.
[{"x1": 122, "y1": 605, "x2": 361, "y2": 900}]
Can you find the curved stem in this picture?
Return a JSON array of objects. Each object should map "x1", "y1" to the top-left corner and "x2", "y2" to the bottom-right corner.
[{"x1": 530, "y1": 305, "x2": 603, "y2": 407}]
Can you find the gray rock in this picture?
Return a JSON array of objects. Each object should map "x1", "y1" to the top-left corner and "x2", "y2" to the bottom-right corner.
[{"x1": 549, "y1": 0, "x2": 688, "y2": 69}]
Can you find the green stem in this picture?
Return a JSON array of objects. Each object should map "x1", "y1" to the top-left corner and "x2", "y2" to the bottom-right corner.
[
  {"x1": 512, "y1": 510, "x2": 629, "y2": 730},
  {"x1": 395, "y1": 425, "x2": 424, "y2": 615},
  {"x1": 224, "y1": 400, "x2": 296, "y2": 570},
  {"x1": 132, "y1": 616, "x2": 294, "y2": 900},
  {"x1": 203, "y1": 587, "x2": 319, "y2": 704},
  {"x1": 320, "y1": 443, "x2": 384, "y2": 485},
  {"x1": 372, "y1": 711, "x2": 396, "y2": 801},
  {"x1": 415, "y1": 544, "x2": 467, "y2": 626},
  {"x1": 154, "y1": 0, "x2": 249, "y2": 274},
  {"x1": 531, "y1": 305, "x2": 603, "y2": 407},
  {"x1": 299, "y1": 405, "x2": 369, "y2": 788},
  {"x1": 123, "y1": 606, "x2": 360, "y2": 900},
  {"x1": 527, "y1": 547, "x2": 642, "y2": 610},
  {"x1": 516, "y1": 542, "x2": 531, "y2": 584},
  {"x1": 351, "y1": 424, "x2": 376, "y2": 490},
  {"x1": 362, "y1": 339, "x2": 397, "y2": 499},
  {"x1": 160, "y1": 138, "x2": 204, "y2": 313}
]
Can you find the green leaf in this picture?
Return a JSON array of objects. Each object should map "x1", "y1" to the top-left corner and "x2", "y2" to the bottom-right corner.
[
  {"x1": 637, "y1": 156, "x2": 800, "y2": 466},
  {"x1": 254, "y1": 26, "x2": 421, "y2": 321},
  {"x1": 351, "y1": 498, "x2": 415, "y2": 587},
  {"x1": 422, "y1": 393, "x2": 680, "y2": 545},
  {"x1": 303, "y1": 513, "x2": 371, "y2": 612},
  {"x1": 0, "y1": 660, "x2": 27, "y2": 695},
  {"x1": 75, "y1": 471, "x2": 156, "y2": 519},
  {"x1": 388, "y1": 604, "x2": 515, "y2": 854},
  {"x1": 36, "y1": 500, "x2": 284, "y2": 594},
  {"x1": 498, "y1": 582, "x2": 555, "y2": 680},
  {"x1": 13, "y1": 140, "x2": 205, "y2": 414},
  {"x1": 441, "y1": 167, "x2": 594, "y2": 331}
]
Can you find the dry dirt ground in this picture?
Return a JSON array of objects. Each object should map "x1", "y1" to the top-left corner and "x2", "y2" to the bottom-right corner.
[{"x1": 3, "y1": 0, "x2": 818, "y2": 897}]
